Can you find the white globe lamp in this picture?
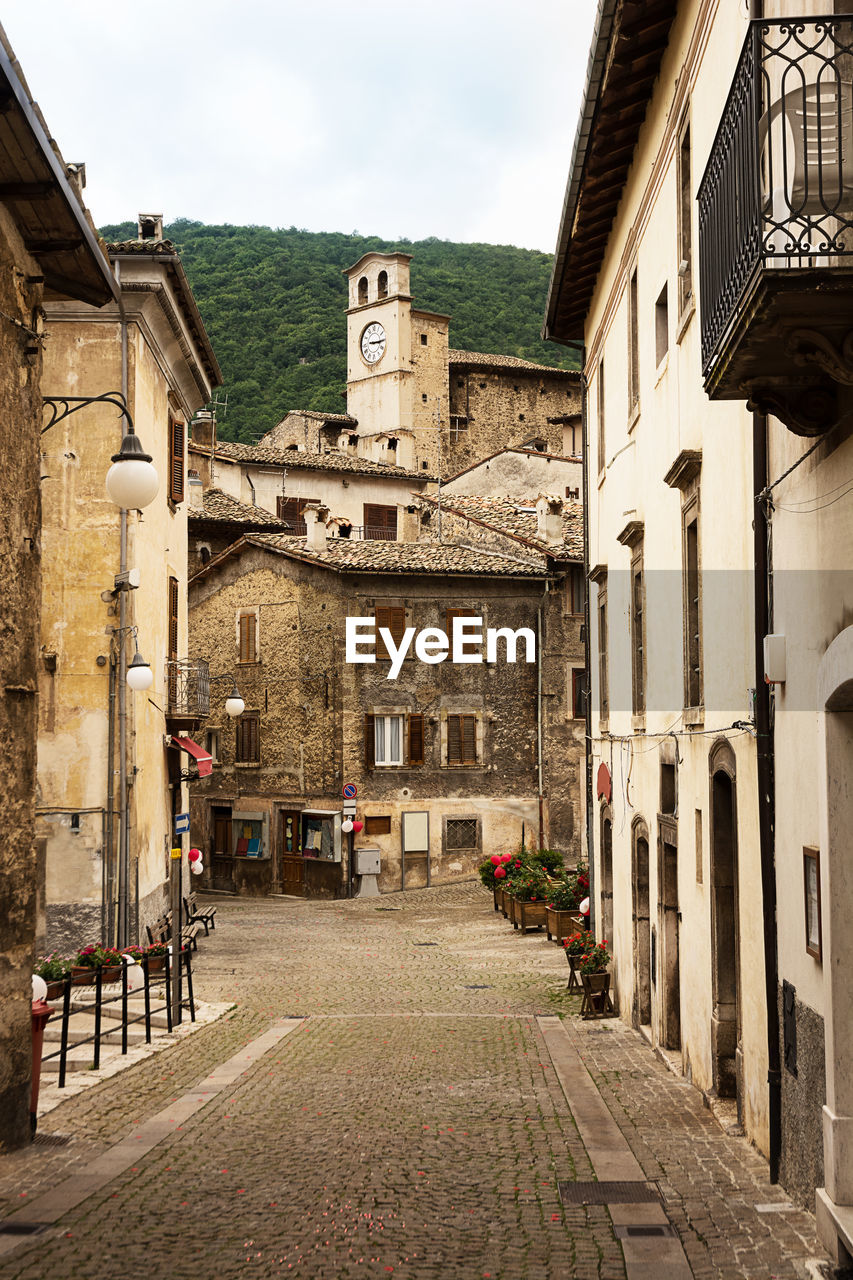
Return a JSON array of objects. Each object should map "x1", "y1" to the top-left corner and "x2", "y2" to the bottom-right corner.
[
  {"x1": 105, "y1": 431, "x2": 159, "y2": 509},
  {"x1": 127, "y1": 651, "x2": 154, "y2": 692}
]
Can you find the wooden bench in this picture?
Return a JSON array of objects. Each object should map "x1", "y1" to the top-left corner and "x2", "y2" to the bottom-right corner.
[
  {"x1": 146, "y1": 911, "x2": 201, "y2": 952},
  {"x1": 184, "y1": 893, "x2": 216, "y2": 935}
]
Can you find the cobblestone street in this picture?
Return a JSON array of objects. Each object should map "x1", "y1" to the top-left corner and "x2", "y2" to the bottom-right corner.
[{"x1": 0, "y1": 884, "x2": 829, "y2": 1279}]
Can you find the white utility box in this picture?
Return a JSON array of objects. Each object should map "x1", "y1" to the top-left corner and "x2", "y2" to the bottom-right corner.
[{"x1": 354, "y1": 847, "x2": 381, "y2": 897}]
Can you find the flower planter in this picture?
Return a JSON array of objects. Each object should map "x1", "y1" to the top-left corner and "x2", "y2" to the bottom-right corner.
[
  {"x1": 580, "y1": 970, "x2": 614, "y2": 1020},
  {"x1": 501, "y1": 890, "x2": 513, "y2": 920},
  {"x1": 44, "y1": 979, "x2": 66, "y2": 1000},
  {"x1": 146, "y1": 955, "x2": 166, "y2": 973},
  {"x1": 70, "y1": 967, "x2": 94, "y2": 986},
  {"x1": 493, "y1": 885, "x2": 502, "y2": 913},
  {"x1": 546, "y1": 908, "x2": 584, "y2": 943},
  {"x1": 514, "y1": 900, "x2": 548, "y2": 933}
]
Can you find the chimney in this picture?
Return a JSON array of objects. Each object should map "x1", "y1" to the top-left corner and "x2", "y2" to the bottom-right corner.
[
  {"x1": 399, "y1": 505, "x2": 419, "y2": 543},
  {"x1": 138, "y1": 212, "x2": 164, "y2": 241},
  {"x1": 188, "y1": 469, "x2": 204, "y2": 510},
  {"x1": 191, "y1": 409, "x2": 216, "y2": 449},
  {"x1": 304, "y1": 501, "x2": 330, "y2": 551},
  {"x1": 536, "y1": 494, "x2": 565, "y2": 548}
]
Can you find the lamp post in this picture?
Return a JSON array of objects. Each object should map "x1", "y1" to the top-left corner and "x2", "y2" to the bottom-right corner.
[{"x1": 43, "y1": 392, "x2": 158, "y2": 950}]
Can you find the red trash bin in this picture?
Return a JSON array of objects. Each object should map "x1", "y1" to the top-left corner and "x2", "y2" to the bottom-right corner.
[{"x1": 30, "y1": 999, "x2": 52, "y2": 1138}]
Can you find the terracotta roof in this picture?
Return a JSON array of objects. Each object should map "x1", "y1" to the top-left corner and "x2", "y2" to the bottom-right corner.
[
  {"x1": 275, "y1": 410, "x2": 357, "y2": 424},
  {"x1": 189, "y1": 440, "x2": 434, "y2": 480},
  {"x1": 448, "y1": 349, "x2": 579, "y2": 376},
  {"x1": 420, "y1": 494, "x2": 583, "y2": 560},
  {"x1": 105, "y1": 238, "x2": 177, "y2": 255},
  {"x1": 243, "y1": 533, "x2": 547, "y2": 577},
  {"x1": 188, "y1": 488, "x2": 289, "y2": 528}
]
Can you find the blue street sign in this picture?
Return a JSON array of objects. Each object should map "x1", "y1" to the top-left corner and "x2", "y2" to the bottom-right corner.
[{"x1": 174, "y1": 813, "x2": 190, "y2": 835}]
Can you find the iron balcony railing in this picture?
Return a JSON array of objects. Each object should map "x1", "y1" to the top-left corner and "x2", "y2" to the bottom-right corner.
[
  {"x1": 165, "y1": 658, "x2": 210, "y2": 717},
  {"x1": 699, "y1": 15, "x2": 853, "y2": 375}
]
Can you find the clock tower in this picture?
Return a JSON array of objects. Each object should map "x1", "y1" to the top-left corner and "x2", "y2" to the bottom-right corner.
[{"x1": 344, "y1": 251, "x2": 449, "y2": 472}]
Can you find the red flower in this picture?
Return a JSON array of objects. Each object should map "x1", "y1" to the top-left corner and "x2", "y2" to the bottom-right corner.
[
  {"x1": 494, "y1": 866, "x2": 507, "y2": 879},
  {"x1": 490, "y1": 854, "x2": 501, "y2": 866}
]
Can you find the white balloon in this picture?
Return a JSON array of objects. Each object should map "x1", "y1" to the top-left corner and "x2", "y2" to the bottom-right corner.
[
  {"x1": 32, "y1": 974, "x2": 48, "y2": 1001},
  {"x1": 125, "y1": 964, "x2": 145, "y2": 992},
  {"x1": 341, "y1": 819, "x2": 354, "y2": 833},
  {"x1": 191, "y1": 859, "x2": 204, "y2": 875}
]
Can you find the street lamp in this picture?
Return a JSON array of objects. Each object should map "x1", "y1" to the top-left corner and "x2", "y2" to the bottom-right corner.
[
  {"x1": 42, "y1": 393, "x2": 159, "y2": 510},
  {"x1": 126, "y1": 649, "x2": 153, "y2": 692},
  {"x1": 209, "y1": 673, "x2": 245, "y2": 718}
]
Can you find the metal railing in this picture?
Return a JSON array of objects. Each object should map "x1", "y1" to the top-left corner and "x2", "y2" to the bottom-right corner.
[
  {"x1": 165, "y1": 658, "x2": 210, "y2": 717},
  {"x1": 699, "y1": 15, "x2": 853, "y2": 374}
]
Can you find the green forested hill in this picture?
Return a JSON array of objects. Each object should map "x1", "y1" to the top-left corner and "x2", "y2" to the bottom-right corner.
[{"x1": 99, "y1": 220, "x2": 577, "y2": 443}]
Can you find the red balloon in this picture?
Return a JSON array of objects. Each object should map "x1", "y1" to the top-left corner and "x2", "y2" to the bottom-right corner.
[
  {"x1": 352, "y1": 820, "x2": 364, "y2": 833},
  {"x1": 188, "y1": 848, "x2": 201, "y2": 862},
  {"x1": 494, "y1": 866, "x2": 507, "y2": 879},
  {"x1": 490, "y1": 854, "x2": 501, "y2": 866}
]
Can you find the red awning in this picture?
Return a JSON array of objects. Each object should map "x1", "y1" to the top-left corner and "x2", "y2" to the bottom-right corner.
[{"x1": 170, "y1": 735, "x2": 213, "y2": 778}]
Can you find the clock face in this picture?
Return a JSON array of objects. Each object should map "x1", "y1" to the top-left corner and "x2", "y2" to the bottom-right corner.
[{"x1": 361, "y1": 322, "x2": 386, "y2": 365}]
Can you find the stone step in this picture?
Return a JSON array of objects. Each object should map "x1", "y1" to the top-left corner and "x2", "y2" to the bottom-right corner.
[{"x1": 43, "y1": 1026, "x2": 147, "y2": 1047}]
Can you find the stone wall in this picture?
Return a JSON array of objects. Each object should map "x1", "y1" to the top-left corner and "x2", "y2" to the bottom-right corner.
[
  {"x1": 0, "y1": 204, "x2": 44, "y2": 1150},
  {"x1": 446, "y1": 367, "x2": 580, "y2": 476},
  {"x1": 778, "y1": 986, "x2": 826, "y2": 1209}
]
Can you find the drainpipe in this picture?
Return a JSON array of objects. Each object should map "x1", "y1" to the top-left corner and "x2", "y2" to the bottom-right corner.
[
  {"x1": 106, "y1": 650, "x2": 117, "y2": 943},
  {"x1": 116, "y1": 259, "x2": 131, "y2": 949},
  {"x1": 747, "y1": 0, "x2": 781, "y2": 1187},
  {"x1": 754, "y1": 409, "x2": 781, "y2": 1182}
]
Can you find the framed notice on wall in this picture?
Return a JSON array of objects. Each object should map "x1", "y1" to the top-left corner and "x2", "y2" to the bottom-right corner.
[
  {"x1": 803, "y1": 845, "x2": 822, "y2": 962},
  {"x1": 401, "y1": 811, "x2": 430, "y2": 891}
]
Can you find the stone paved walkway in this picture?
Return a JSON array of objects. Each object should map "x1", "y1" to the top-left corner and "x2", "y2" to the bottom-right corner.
[{"x1": 0, "y1": 884, "x2": 829, "y2": 1279}]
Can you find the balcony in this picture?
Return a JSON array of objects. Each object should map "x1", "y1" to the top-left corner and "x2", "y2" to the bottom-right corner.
[
  {"x1": 699, "y1": 16, "x2": 853, "y2": 435},
  {"x1": 165, "y1": 659, "x2": 210, "y2": 728}
]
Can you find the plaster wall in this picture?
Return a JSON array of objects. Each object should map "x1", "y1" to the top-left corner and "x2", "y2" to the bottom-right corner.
[
  {"x1": 445, "y1": 451, "x2": 582, "y2": 501},
  {"x1": 580, "y1": 0, "x2": 767, "y2": 1154}
]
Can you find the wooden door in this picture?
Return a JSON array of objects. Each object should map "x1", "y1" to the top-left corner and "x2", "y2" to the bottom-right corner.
[
  {"x1": 212, "y1": 807, "x2": 234, "y2": 892},
  {"x1": 280, "y1": 810, "x2": 304, "y2": 896}
]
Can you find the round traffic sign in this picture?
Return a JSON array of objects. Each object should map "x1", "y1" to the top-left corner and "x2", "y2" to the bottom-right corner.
[{"x1": 342, "y1": 783, "x2": 358, "y2": 799}]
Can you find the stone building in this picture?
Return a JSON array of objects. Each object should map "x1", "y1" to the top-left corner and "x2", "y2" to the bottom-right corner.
[
  {"x1": 38, "y1": 217, "x2": 221, "y2": 951},
  {"x1": 0, "y1": 29, "x2": 120, "y2": 1150},
  {"x1": 545, "y1": 0, "x2": 853, "y2": 1254},
  {"x1": 270, "y1": 250, "x2": 581, "y2": 478},
  {"x1": 187, "y1": 497, "x2": 585, "y2": 897}
]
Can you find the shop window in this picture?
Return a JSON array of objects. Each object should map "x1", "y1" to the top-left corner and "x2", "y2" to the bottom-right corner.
[
  {"x1": 365, "y1": 815, "x2": 392, "y2": 836},
  {"x1": 236, "y1": 713, "x2": 260, "y2": 764},
  {"x1": 234, "y1": 814, "x2": 264, "y2": 858}
]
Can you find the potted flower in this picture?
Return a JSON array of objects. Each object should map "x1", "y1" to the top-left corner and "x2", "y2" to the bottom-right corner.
[
  {"x1": 545, "y1": 879, "x2": 584, "y2": 942},
  {"x1": 505, "y1": 868, "x2": 552, "y2": 932},
  {"x1": 578, "y1": 941, "x2": 614, "y2": 1019},
  {"x1": 71, "y1": 945, "x2": 124, "y2": 984},
  {"x1": 562, "y1": 930, "x2": 594, "y2": 990},
  {"x1": 145, "y1": 940, "x2": 171, "y2": 972},
  {"x1": 34, "y1": 953, "x2": 71, "y2": 999}
]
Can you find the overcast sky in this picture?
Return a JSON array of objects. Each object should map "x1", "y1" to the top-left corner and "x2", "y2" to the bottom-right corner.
[{"x1": 3, "y1": 1, "x2": 598, "y2": 253}]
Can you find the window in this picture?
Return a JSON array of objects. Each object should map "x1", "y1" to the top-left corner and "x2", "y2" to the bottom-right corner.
[
  {"x1": 446, "y1": 817, "x2": 479, "y2": 851},
  {"x1": 660, "y1": 762, "x2": 677, "y2": 815},
  {"x1": 566, "y1": 486, "x2": 580, "y2": 500},
  {"x1": 695, "y1": 808, "x2": 703, "y2": 884},
  {"x1": 628, "y1": 267, "x2": 639, "y2": 418},
  {"x1": 358, "y1": 276, "x2": 368, "y2": 305},
  {"x1": 631, "y1": 549, "x2": 645, "y2": 715},
  {"x1": 236, "y1": 714, "x2": 260, "y2": 763},
  {"x1": 677, "y1": 121, "x2": 693, "y2": 315},
  {"x1": 563, "y1": 418, "x2": 581, "y2": 457},
  {"x1": 364, "y1": 711, "x2": 425, "y2": 767},
  {"x1": 422, "y1": 393, "x2": 428, "y2": 403},
  {"x1": 167, "y1": 575, "x2": 179, "y2": 707},
  {"x1": 169, "y1": 416, "x2": 185, "y2": 504},
  {"x1": 655, "y1": 283, "x2": 669, "y2": 367},
  {"x1": 420, "y1": 333, "x2": 427, "y2": 345},
  {"x1": 566, "y1": 565, "x2": 585, "y2": 617},
  {"x1": 375, "y1": 606, "x2": 406, "y2": 660},
  {"x1": 365, "y1": 815, "x2": 392, "y2": 836},
  {"x1": 378, "y1": 270, "x2": 388, "y2": 299},
  {"x1": 447, "y1": 714, "x2": 478, "y2": 765},
  {"x1": 238, "y1": 611, "x2": 257, "y2": 663},
  {"x1": 277, "y1": 497, "x2": 318, "y2": 535},
  {"x1": 804, "y1": 846, "x2": 822, "y2": 961},
  {"x1": 364, "y1": 503, "x2": 398, "y2": 540},
  {"x1": 571, "y1": 668, "x2": 587, "y2": 719},
  {"x1": 684, "y1": 508, "x2": 702, "y2": 708},
  {"x1": 445, "y1": 608, "x2": 480, "y2": 657},
  {"x1": 597, "y1": 359, "x2": 606, "y2": 475},
  {"x1": 205, "y1": 729, "x2": 220, "y2": 764}
]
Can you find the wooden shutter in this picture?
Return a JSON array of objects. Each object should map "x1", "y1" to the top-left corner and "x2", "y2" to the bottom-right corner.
[
  {"x1": 364, "y1": 504, "x2": 397, "y2": 539},
  {"x1": 237, "y1": 714, "x2": 259, "y2": 763},
  {"x1": 168, "y1": 577, "x2": 179, "y2": 661},
  {"x1": 364, "y1": 714, "x2": 375, "y2": 769},
  {"x1": 448, "y1": 714, "x2": 477, "y2": 765},
  {"x1": 277, "y1": 497, "x2": 314, "y2": 534},
  {"x1": 375, "y1": 606, "x2": 406, "y2": 659},
  {"x1": 169, "y1": 418, "x2": 185, "y2": 503},
  {"x1": 445, "y1": 608, "x2": 478, "y2": 657},
  {"x1": 239, "y1": 612, "x2": 256, "y2": 663},
  {"x1": 408, "y1": 713, "x2": 424, "y2": 766}
]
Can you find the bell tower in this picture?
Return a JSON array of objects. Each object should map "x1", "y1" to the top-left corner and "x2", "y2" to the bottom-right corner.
[{"x1": 344, "y1": 251, "x2": 415, "y2": 440}]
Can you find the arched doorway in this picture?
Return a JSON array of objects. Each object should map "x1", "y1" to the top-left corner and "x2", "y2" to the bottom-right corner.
[
  {"x1": 658, "y1": 815, "x2": 680, "y2": 1050},
  {"x1": 600, "y1": 803, "x2": 613, "y2": 945},
  {"x1": 709, "y1": 740, "x2": 741, "y2": 1113},
  {"x1": 817, "y1": 627, "x2": 853, "y2": 1248},
  {"x1": 632, "y1": 817, "x2": 652, "y2": 1028}
]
